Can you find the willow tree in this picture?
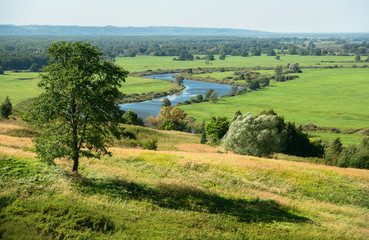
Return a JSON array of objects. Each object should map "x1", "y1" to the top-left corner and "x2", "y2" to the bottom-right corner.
[{"x1": 27, "y1": 41, "x2": 128, "y2": 172}]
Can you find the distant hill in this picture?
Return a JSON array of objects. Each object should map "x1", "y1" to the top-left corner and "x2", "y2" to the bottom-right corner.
[{"x1": 0, "y1": 25, "x2": 274, "y2": 36}]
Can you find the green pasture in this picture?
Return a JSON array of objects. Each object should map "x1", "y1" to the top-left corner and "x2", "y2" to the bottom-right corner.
[
  {"x1": 180, "y1": 68, "x2": 369, "y2": 130},
  {"x1": 0, "y1": 71, "x2": 174, "y2": 107},
  {"x1": 193, "y1": 69, "x2": 276, "y2": 80},
  {"x1": 116, "y1": 55, "x2": 368, "y2": 73},
  {"x1": 309, "y1": 131, "x2": 366, "y2": 146}
]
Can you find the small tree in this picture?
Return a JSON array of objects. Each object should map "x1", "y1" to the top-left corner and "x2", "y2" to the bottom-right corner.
[
  {"x1": 26, "y1": 41, "x2": 128, "y2": 172},
  {"x1": 0, "y1": 66, "x2": 4, "y2": 74},
  {"x1": 123, "y1": 110, "x2": 144, "y2": 126},
  {"x1": 205, "y1": 116, "x2": 230, "y2": 142},
  {"x1": 207, "y1": 54, "x2": 215, "y2": 61},
  {"x1": 0, "y1": 96, "x2": 13, "y2": 119},
  {"x1": 230, "y1": 85, "x2": 238, "y2": 95},
  {"x1": 274, "y1": 65, "x2": 285, "y2": 82},
  {"x1": 175, "y1": 75, "x2": 184, "y2": 85},
  {"x1": 325, "y1": 137, "x2": 343, "y2": 165},
  {"x1": 219, "y1": 54, "x2": 226, "y2": 60},
  {"x1": 209, "y1": 92, "x2": 218, "y2": 104},
  {"x1": 204, "y1": 89, "x2": 215, "y2": 101},
  {"x1": 200, "y1": 132, "x2": 207, "y2": 144},
  {"x1": 146, "y1": 106, "x2": 187, "y2": 131},
  {"x1": 162, "y1": 98, "x2": 171, "y2": 107},
  {"x1": 289, "y1": 62, "x2": 301, "y2": 73},
  {"x1": 29, "y1": 63, "x2": 40, "y2": 72},
  {"x1": 249, "y1": 80, "x2": 260, "y2": 90},
  {"x1": 355, "y1": 55, "x2": 361, "y2": 62}
]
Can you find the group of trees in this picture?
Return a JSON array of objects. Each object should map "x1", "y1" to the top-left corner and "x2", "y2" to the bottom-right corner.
[
  {"x1": 145, "y1": 106, "x2": 188, "y2": 131},
  {"x1": 201, "y1": 109, "x2": 323, "y2": 158},
  {"x1": 3, "y1": 35, "x2": 369, "y2": 71},
  {"x1": 325, "y1": 137, "x2": 369, "y2": 170}
]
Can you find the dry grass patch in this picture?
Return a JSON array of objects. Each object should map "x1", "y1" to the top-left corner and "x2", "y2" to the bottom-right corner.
[
  {"x1": 0, "y1": 145, "x2": 36, "y2": 158},
  {"x1": 175, "y1": 143, "x2": 221, "y2": 153},
  {"x1": 0, "y1": 134, "x2": 33, "y2": 149}
]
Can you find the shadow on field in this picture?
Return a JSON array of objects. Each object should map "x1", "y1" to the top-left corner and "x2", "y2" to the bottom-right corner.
[{"x1": 75, "y1": 177, "x2": 310, "y2": 223}]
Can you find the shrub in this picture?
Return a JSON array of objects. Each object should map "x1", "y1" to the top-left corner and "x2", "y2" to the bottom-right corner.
[
  {"x1": 222, "y1": 112, "x2": 286, "y2": 157},
  {"x1": 123, "y1": 110, "x2": 144, "y2": 126},
  {"x1": 142, "y1": 138, "x2": 158, "y2": 150},
  {"x1": 200, "y1": 132, "x2": 207, "y2": 144},
  {"x1": 0, "y1": 96, "x2": 13, "y2": 119},
  {"x1": 205, "y1": 116, "x2": 230, "y2": 142}
]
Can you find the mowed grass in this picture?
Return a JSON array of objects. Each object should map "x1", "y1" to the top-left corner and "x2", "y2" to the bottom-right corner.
[
  {"x1": 181, "y1": 68, "x2": 369, "y2": 130},
  {"x1": 116, "y1": 55, "x2": 368, "y2": 72},
  {"x1": 0, "y1": 71, "x2": 174, "y2": 107},
  {"x1": 0, "y1": 121, "x2": 369, "y2": 239}
]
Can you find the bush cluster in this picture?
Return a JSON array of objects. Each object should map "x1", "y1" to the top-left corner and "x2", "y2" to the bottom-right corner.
[{"x1": 325, "y1": 137, "x2": 369, "y2": 169}]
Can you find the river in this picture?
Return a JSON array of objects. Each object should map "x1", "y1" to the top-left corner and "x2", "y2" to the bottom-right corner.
[{"x1": 119, "y1": 73, "x2": 233, "y2": 120}]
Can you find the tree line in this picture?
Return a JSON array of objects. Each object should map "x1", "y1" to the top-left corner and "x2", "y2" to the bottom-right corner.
[{"x1": 1, "y1": 35, "x2": 369, "y2": 71}]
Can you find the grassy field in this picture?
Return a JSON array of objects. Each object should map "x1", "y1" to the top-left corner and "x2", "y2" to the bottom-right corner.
[
  {"x1": 193, "y1": 69, "x2": 276, "y2": 80},
  {"x1": 180, "y1": 68, "x2": 369, "y2": 130},
  {"x1": 309, "y1": 131, "x2": 365, "y2": 146},
  {"x1": 115, "y1": 55, "x2": 368, "y2": 72},
  {"x1": 0, "y1": 71, "x2": 175, "y2": 107},
  {"x1": 0, "y1": 120, "x2": 368, "y2": 239}
]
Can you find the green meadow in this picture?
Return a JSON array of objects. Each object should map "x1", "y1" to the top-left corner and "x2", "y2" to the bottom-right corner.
[
  {"x1": 115, "y1": 55, "x2": 367, "y2": 72},
  {"x1": 180, "y1": 68, "x2": 369, "y2": 130},
  {"x1": 0, "y1": 71, "x2": 174, "y2": 107},
  {"x1": 309, "y1": 131, "x2": 366, "y2": 146}
]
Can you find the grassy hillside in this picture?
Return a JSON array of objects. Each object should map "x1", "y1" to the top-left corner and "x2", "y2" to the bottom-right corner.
[
  {"x1": 180, "y1": 68, "x2": 369, "y2": 130},
  {"x1": 1, "y1": 120, "x2": 368, "y2": 239}
]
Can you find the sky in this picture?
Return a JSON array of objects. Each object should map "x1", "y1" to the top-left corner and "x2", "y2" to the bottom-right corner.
[{"x1": 1, "y1": 0, "x2": 369, "y2": 33}]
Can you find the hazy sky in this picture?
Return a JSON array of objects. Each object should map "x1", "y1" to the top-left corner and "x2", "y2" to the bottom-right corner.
[{"x1": 2, "y1": 0, "x2": 369, "y2": 33}]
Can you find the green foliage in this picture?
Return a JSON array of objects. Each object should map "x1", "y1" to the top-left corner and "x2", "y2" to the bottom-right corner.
[
  {"x1": 222, "y1": 112, "x2": 286, "y2": 157},
  {"x1": 161, "y1": 97, "x2": 171, "y2": 107},
  {"x1": 289, "y1": 62, "x2": 301, "y2": 73},
  {"x1": 123, "y1": 110, "x2": 144, "y2": 126},
  {"x1": 26, "y1": 41, "x2": 128, "y2": 171},
  {"x1": 146, "y1": 106, "x2": 188, "y2": 131},
  {"x1": 200, "y1": 132, "x2": 207, "y2": 144},
  {"x1": 209, "y1": 91, "x2": 218, "y2": 104},
  {"x1": 331, "y1": 137, "x2": 369, "y2": 169},
  {"x1": 219, "y1": 54, "x2": 226, "y2": 60},
  {"x1": 355, "y1": 55, "x2": 361, "y2": 62},
  {"x1": 0, "y1": 96, "x2": 13, "y2": 119},
  {"x1": 207, "y1": 54, "x2": 215, "y2": 61},
  {"x1": 142, "y1": 138, "x2": 158, "y2": 150},
  {"x1": 205, "y1": 116, "x2": 230, "y2": 141},
  {"x1": 0, "y1": 66, "x2": 4, "y2": 74},
  {"x1": 28, "y1": 63, "x2": 41, "y2": 72},
  {"x1": 275, "y1": 65, "x2": 285, "y2": 82},
  {"x1": 204, "y1": 89, "x2": 215, "y2": 101},
  {"x1": 249, "y1": 80, "x2": 260, "y2": 90},
  {"x1": 283, "y1": 122, "x2": 324, "y2": 158},
  {"x1": 324, "y1": 137, "x2": 343, "y2": 165},
  {"x1": 175, "y1": 75, "x2": 184, "y2": 85}
]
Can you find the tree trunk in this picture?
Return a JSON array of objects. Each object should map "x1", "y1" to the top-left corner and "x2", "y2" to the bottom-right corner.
[{"x1": 72, "y1": 153, "x2": 79, "y2": 172}]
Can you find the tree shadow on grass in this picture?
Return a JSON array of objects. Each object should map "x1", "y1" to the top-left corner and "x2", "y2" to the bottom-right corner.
[{"x1": 74, "y1": 177, "x2": 310, "y2": 223}]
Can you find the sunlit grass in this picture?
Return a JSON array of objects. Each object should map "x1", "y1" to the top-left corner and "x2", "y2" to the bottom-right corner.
[
  {"x1": 181, "y1": 68, "x2": 369, "y2": 130},
  {"x1": 0, "y1": 121, "x2": 368, "y2": 239}
]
